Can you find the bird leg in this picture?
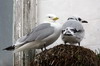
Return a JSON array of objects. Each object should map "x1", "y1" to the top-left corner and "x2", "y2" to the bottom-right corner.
[
  {"x1": 44, "y1": 44, "x2": 47, "y2": 50},
  {"x1": 41, "y1": 48, "x2": 43, "y2": 52},
  {"x1": 78, "y1": 42, "x2": 80, "y2": 46},
  {"x1": 64, "y1": 41, "x2": 67, "y2": 45},
  {"x1": 42, "y1": 42, "x2": 47, "y2": 51}
]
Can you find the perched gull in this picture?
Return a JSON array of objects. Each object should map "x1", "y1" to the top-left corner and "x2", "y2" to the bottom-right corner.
[
  {"x1": 3, "y1": 14, "x2": 61, "y2": 53},
  {"x1": 61, "y1": 16, "x2": 88, "y2": 46}
]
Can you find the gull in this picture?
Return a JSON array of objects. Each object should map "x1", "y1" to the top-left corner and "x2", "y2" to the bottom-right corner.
[
  {"x1": 3, "y1": 14, "x2": 61, "y2": 53},
  {"x1": 61, "y1": 16, "x2": 88, "y2": 46}
]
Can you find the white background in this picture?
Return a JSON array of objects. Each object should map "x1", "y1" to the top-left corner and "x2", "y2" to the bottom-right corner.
[{"x1": 37, "y1": 0, "x2": 100, "y2": 51}]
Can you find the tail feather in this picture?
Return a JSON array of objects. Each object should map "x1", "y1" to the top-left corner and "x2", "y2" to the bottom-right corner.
[{"x1": 3, "y1": 45, "x2": 15, "y2": 51}]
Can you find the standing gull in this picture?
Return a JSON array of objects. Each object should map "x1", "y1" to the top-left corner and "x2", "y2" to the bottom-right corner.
[
  {"x1": 61, "y1": 16, "x2": 88, "y2": 46},
  {"x1": 3, "y1": 14, "x2": 61, "y2": 53}
]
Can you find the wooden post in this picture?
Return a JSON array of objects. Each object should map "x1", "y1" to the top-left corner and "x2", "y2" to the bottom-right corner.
[{"x1": 13, "y1": 0, "x2": 37, "y2": 66}]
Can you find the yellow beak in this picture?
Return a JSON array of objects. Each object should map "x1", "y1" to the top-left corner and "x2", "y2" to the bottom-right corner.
[{"x1": 53, "y1": 17, "x2": 59, "y2": 21}]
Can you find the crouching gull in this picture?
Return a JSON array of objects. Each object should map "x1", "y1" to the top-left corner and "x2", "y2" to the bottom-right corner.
[
  {"x1": 61, "y1": 16, "x2": 88, "y2": 46},
  {"x1": 3, "y1": 14, "x2": 61, "y2": 53}
]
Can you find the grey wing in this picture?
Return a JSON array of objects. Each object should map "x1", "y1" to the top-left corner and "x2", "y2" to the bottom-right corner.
[
  {"x1": 20, "y1": 23, "x2": 54, "y2": 43},
  {"x1": 14, "y1": 35, "x2": 28, "y2": 46},
  {"x1": 16, "y1": 35, "x2": 27, "y2": 43},
  {"x1": 35, "y1": 27, "x2": 54, "y2": 40},
  {"x1": 31, "y1": 23, "x2": 50, "y2": 33},
  {"x1": 62, "y1": 21, "x2": 84, "y2": 32},
  {"x1": 15, "y1": 23, "x2": 51, "y2": 44}
]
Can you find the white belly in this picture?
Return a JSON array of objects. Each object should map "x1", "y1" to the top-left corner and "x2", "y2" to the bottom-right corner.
[{"x1": 62, "y1": 35, "x2": 81, "y2": 44}]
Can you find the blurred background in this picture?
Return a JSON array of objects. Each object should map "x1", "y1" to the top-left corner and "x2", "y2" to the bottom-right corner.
[{"x1": 0, "y1": 0, "x2": 100, "y2": 66}]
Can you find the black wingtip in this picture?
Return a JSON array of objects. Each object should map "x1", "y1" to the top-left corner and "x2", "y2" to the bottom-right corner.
[{"x1": 3, "y1": 45, "x2": 15, "y2": 51}]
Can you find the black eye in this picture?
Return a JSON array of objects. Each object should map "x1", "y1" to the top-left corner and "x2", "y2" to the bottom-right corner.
[
  {"x1": 78, "y1": 18, "x2": 81, "y2": 21},
  {"x1": 48, "y1": 16, "x2": 51, "y2": 18},
  {"x1": 62, "y1": 30, "x2": 65, "y2": 33},
  {"x1": 71, "y1": 29, "x2": 77, "y2": 33}
]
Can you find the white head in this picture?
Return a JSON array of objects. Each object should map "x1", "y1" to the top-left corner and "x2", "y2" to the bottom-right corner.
[
  {"x1": 46, "y1": 14, "x2": 59, "y2": 22},
  {"x1": 67, "y1": 16, "x2": 88, "y2": 23}
]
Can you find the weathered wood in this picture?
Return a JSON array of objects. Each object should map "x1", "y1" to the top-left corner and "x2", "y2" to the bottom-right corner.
[{"x1": 13, "y1": 0, "x2": 37, "y2": 66}]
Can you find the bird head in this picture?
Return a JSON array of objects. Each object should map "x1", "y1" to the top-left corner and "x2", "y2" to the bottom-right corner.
[
  {"x1": 67, "y1": 16, "x2": 88, "y2": 23},
  {"x1": 62, "y1": 27, "x2": 75, "y2": 36},
  {"x1": 46, "y1": 14, "x2": 59, "y2": 22}
]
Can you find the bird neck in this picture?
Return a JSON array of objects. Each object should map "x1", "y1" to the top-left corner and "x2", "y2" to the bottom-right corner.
[{"x1": 43, "y1": 19, "x2": 55, "y2": 23}]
